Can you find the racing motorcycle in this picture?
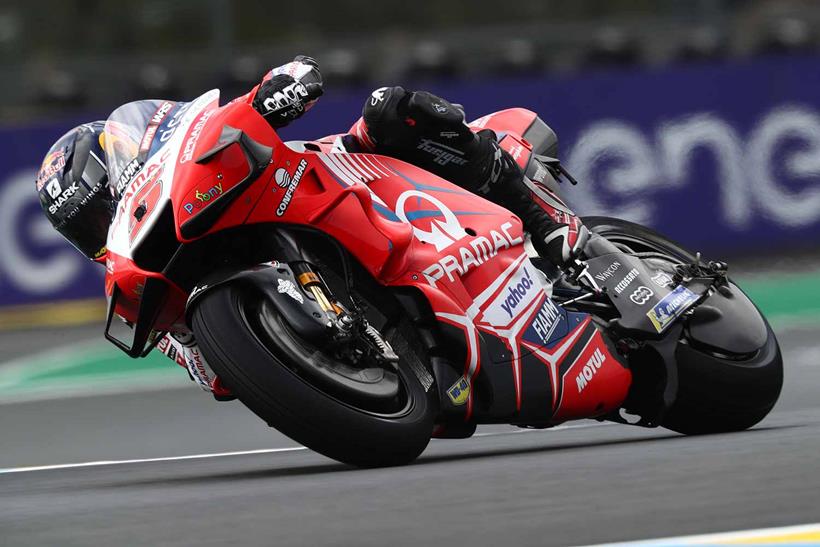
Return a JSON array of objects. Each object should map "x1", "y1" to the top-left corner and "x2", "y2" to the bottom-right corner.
[{"x1": 102, "y1": 90, "x2": 783, "y2": 467}]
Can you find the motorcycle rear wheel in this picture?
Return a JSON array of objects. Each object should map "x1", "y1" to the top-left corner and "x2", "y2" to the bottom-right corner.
[
  {"x1": 191, "y1": 283, "x2": 437, "y2": 467},
  {"x1": 582, "y1": 216, "x2": 784, "y2": 434}
]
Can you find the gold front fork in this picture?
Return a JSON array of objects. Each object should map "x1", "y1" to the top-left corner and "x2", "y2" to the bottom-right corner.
[{"x1": 295, "y1": 268, "x2": 344, "y2": 316}]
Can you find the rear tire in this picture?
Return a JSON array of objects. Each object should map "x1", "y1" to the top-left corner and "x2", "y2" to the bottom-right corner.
[
  {"x1": 583, "y1": 216, "x2": 784, "y2": 434},
  {"x1": 191, "y1": 283, "x2": 437, "y2": 467}
]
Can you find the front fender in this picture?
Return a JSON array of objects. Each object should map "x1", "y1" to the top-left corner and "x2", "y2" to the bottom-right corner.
[
  {"x1": 185, "y1": 262, "x2": 332, "y2": 343},
  {"x1": 686, "y1": 282, "x2": 768, "y2": 355}
]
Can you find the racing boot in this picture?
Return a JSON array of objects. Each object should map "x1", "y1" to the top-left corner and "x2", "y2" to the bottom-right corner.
[{"x1": 472, "y1": 131, "x2": 588, "y2": 269}]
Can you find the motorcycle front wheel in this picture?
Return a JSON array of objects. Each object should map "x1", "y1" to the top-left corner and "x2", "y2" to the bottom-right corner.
[{"x1": 191, "y1": 282, "x2": 437, "y2": 467}]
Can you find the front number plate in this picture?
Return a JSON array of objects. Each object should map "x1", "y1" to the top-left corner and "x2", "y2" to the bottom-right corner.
[{"x1": 646, "y1": 285, "x2": 700, "y2": 333}]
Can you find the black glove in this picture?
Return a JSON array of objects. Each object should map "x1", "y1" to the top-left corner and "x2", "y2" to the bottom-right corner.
[
  {"x1": 253, "y1": 56, "x2": 323, "y2": 128},
  {"x1": 253, "y1": 75, "x2": 323, "y2": 127},
  {"x1": 293, "y1": 55, "x2": 319, "y2": 70}
]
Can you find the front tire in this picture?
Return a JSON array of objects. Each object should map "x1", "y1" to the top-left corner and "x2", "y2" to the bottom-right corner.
[
  {"x1": 191, "y1": 283, "x2": 437, "y2": 467},
  {"x1": 582, "y1": 216, "x2": 784, "y2": 434}
]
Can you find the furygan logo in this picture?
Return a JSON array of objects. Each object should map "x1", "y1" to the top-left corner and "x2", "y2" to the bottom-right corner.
[
  {"x1": 417, "y1": 139, "x2": 469, "y2": 166},
  {"x1": 370, "y1": 87, "x2": 388, "y2": 106},
  {"x1": 576, "y1": 347, "x2": 606, "y2": 393}
]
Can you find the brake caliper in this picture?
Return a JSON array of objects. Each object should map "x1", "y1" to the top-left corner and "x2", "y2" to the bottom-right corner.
[{"x1": 292, "y1": 262, "x2": 399, "y2": 368}]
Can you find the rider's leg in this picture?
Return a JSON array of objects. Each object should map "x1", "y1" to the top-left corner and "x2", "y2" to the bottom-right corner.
[
  {"x1": 359, "y1": 86, "x2": 583, "y2": 267},
  {"x1": 469, "y1": 130, "x2": 588, "y2": 266}
]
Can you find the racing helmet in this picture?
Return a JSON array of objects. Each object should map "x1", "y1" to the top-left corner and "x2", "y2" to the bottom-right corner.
[{"x1": 36, "y1": 121, "x2": 114, "y2": 260}]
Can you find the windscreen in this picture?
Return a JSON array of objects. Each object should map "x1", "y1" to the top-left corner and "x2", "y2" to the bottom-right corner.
[{"x1": 103, "y1": 99, "x2": 182, "y2": 199}]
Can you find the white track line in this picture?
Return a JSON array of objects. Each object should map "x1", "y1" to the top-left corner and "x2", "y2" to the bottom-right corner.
[
  {"x1": 0, "y1": 447, "x2": 308, "y2": 475},
  {"x1": 0, "y1": 422, "x2": 615, "y2": 475}
]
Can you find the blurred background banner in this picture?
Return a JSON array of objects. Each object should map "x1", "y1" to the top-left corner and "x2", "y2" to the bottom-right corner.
[
  {"x1": 294, "y1": 54, "x2": 820, "y2": 256},
  {"x1": 0, "y1": 118, "x2": 105, "y2": 308},
  {"x1": 2, "y1": 0, "x2": 820, "y2": 310}
]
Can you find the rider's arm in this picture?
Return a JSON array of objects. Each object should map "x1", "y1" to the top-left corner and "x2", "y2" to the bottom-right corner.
[
  {"x1": 349, "y1": 117, "x2": 376, "y2": 151},
  {"x1": 347, "y1": 86, "x2": 471, "y2": 153},
  {"x1": 234, "y1": 55, "x2": 324, "y2": 128}
]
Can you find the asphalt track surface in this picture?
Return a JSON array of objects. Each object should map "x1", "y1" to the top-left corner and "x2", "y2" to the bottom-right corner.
[{"x1": 1, "y1": 321, "x2": 818, "y2": 546}]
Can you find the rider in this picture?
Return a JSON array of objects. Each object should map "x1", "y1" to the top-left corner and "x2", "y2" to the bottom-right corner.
[
  {"x1": 35, "y1": 56, "x2": 585, "y2": 396},
  {"x1": 247, "y1": 57, "x2": 584, "y2": 267}
]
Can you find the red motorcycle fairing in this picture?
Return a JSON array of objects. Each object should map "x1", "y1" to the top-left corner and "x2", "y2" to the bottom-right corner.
[
  {"x1": 104, "y1": 252, "x2": 189, "y2": 334},
  {"x1": 469, "y1": 107, "x2": 540, "y2": 139},
  {"x1": 488, "y1": 110, "x2": 587, "y2": 247},
  {"x1": 106, "y1": 96, "x2": 630, "y2": 425}
]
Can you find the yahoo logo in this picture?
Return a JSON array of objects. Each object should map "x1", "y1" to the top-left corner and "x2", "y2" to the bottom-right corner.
[{"x1": 500, "y1": 267, "x2": 534, "y2": 318}]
